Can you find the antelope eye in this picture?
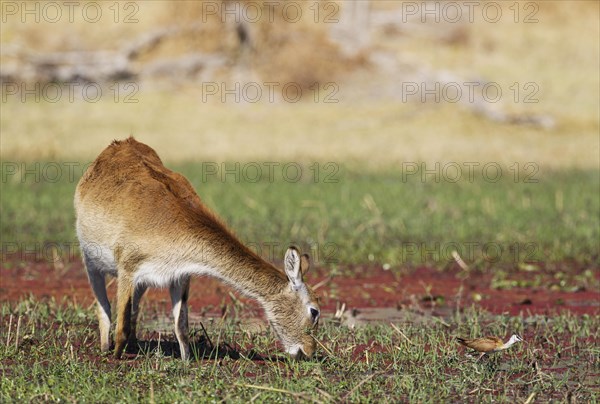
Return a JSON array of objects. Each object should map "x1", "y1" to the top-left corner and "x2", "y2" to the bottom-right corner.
[{"x1": 310, "y1": 307, "x2": 320, "y2": 323}]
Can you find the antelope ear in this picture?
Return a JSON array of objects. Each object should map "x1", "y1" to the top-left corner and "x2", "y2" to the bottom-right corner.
[
  {"x1": 300, "y1": 254, "x2": 310, "y2": 276},
  {"x1": 284, "y1": 246, "x2": 303, "y2": 289}
]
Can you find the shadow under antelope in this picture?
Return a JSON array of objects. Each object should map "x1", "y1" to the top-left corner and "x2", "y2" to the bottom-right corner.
[{"x1": 74, "y1": 137, "x2": 321, "y2": 360}]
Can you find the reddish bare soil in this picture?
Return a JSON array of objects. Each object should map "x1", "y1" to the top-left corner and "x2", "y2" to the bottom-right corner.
[{"x1": 1, "y1": 259, "x2": 598, "y2": 317}]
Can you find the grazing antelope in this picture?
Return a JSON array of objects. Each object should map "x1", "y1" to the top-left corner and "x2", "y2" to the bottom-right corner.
[
  {"x1": 456, "y1": 334, "x2": 523, "y2": 361},
  {"x1": 74, "y1": 137, "x2": 320, "y2": 360}
]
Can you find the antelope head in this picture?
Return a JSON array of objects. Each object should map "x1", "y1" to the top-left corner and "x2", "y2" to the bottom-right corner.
[{"x1": 266, "y1": 247, "x2": 320, "y2": 359}]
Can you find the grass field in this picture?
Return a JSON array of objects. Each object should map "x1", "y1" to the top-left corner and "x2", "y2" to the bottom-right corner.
[
  {"x1": 2, "y1": 159, "x2": 599, "y2": 268},
  {"x1": 1, "y1": 298, "x2": 598, "y2": 402},
  {"x1": 1, "y1": 140, "x2": 598, "y2": 402}
]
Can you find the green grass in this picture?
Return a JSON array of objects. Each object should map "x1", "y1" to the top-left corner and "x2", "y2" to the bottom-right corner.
[
  {"x1": 1, "y1": 298, "x2": 598, "y2": 402},
  {"x1": 1, "y1": 163, "x2": 598, "y2": 268}
]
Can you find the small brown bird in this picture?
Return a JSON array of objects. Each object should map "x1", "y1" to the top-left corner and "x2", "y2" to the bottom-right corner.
[{"x1": 457, "y1": 334, "x2": 523, "y2": 361}]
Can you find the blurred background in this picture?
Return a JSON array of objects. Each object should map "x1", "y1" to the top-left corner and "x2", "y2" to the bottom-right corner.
[
  {"x1": 2, "y1": 0, "x2": 598, "y2": 165},
  {"x1": 1, "y1": 0, "x2": 599, "y2": 269}
]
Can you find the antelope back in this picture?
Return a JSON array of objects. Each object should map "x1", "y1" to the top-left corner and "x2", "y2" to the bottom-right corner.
[{"x1": 74, "y1": 137, "x2": 222, "y2": 273}]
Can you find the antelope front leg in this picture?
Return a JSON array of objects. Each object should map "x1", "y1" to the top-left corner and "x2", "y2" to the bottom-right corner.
[
  {"x1": 115, "y1": 275, "x2": 134, "y2": 358},
  {"x1": 170, "y1": 277, "x2": 191, "y2": 360}
]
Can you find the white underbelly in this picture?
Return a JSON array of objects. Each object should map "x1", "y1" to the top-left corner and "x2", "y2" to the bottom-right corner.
[{"x1": 134, "y1": 261, "x2": 218, "y2": 288}]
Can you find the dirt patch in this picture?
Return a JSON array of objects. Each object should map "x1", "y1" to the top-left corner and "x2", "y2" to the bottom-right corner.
[
  {"x1": 1, "y1": 259, "x2": 598, "y2": 317},
  {"x1": 320, "y1": 264, "x2": 599, "y2": 317}
]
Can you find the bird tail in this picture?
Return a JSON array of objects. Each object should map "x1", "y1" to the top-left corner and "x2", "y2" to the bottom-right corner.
[{"x1": 456, "y1": 337, "x2": 468, "y2": 346}]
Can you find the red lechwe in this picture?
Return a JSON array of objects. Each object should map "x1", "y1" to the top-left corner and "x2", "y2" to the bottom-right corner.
[{"x1": 74, "y1": 137, "x2": 321, "y2": 360}]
